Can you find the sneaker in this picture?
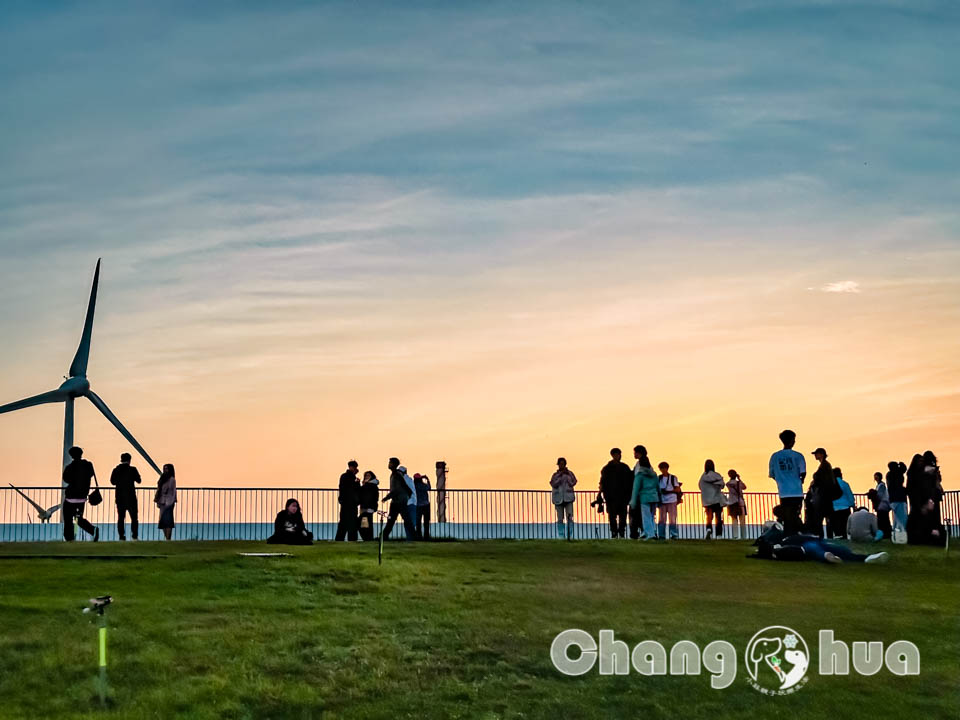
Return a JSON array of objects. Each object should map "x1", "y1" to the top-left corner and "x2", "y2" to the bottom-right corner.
[
  {"x1": 865, "y1": 552, "x2": 889, "y2": 564},
  {"x1": 93, "y1": 527, "x2": 100, "y2": 543},
  {"x1": 705, "y1": 529, "x2": 713, "y2": 540},
  {"x1": 119, "y1": 536, "x2": 126, "y2": 542},
  {"x1": 823, "y1": 551, "x2": 843, "y2": 564}
]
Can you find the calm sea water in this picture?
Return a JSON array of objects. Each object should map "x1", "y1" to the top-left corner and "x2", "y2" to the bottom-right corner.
[{"x1": 0, "y1": 521, "x2": 771, "y2": 543}]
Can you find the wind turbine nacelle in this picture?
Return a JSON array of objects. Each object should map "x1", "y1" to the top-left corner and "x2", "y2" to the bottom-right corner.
[{"x1": 58, "y1": 377, "x2": 91, "y2": 397}]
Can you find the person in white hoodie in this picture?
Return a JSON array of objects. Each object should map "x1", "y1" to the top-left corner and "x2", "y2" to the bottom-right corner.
[
  {"x1": 699, "y1": 459, "x2": 726, "y2": 539},
  {"x1": 400, "y1": 466, "x2": 418, "y2": 540}
]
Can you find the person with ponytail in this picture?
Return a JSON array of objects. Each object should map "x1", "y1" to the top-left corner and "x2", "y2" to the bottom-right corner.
[{"x1": 726, "y1": 469, "x2": 747, "y2": 540}]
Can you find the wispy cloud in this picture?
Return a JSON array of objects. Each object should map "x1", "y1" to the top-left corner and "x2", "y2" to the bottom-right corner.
[{"x1": 820, "y1": 280, "x2": 862, "y2": 293}]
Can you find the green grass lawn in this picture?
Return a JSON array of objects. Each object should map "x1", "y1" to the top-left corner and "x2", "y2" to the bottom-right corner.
[{"x1": 0, "y1": 538, "x2": 956, "y2": 719}]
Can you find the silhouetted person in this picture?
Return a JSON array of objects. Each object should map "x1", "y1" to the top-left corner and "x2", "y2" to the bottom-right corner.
[
  {"x1": 886, "y1": 460, "x2": 908, "y2": 534},
  {"x1": 869, "y1": 472, "x2": 891, "y2": 539},
  {"x1": 110, "y1": 452, "x2": 141, "y2": 540},
  {"x1": 267, "y1": 498, "x2": 313, "y2": 545},
  {"x1": 827, "y1": 467, "x2": 855, "y2": 539},
  {"x1": 414, "y1": 473, "x2": 431, "y2": 540},
  {"x1": 401, "y1": 466, "x2": 417, "y2": 537},
  {"x1": 629, "y1": 446, "x2": 659, "y2": 540},
  {"x1": 906, "y1": 498, "x2": 946, "y2": 546},
  {"x1": 922, "y1": 450, "x2": 944, "y2": 523},
  {"x1": 155, "y1": 463, "x2": 177, "y2": 540},
  {"x1": 550, "y1": 457, "x2": 578, "y2": 539},
  {"x1": 768, "y1": 430, "x2": 806, "y2": 534},
  {"x1": 657, "y1": 461, "x2": 681, "y2": 540},
  {"x1": 906, "y1": 453, "x2": 939, "y2": 540},
  {"x1": 599, "y1": 448, "x2": 633, "y2": 538},
  {"x1": 804, "y1": 448, "x2": 834, "y2": 538},
  {"x1": 382, "y1": 457, "x2": 415, "y2": 541},
  {"x1": 62, "y1": 446, "x2": 99, "y2": 542},
  {"x1": 699, "y1": 459, "x2": 725, "y2": 539},
  {"x1": 357, "y1": 471, "x2": 379, "y2": 541},
  {"x1": 335, "y1": 460, "x2": 361, "y2": 541}
]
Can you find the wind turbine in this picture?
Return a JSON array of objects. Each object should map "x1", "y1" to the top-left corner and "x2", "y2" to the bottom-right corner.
[{"x1": 0, "y1": 260, "x2": 161, "y2": 505}]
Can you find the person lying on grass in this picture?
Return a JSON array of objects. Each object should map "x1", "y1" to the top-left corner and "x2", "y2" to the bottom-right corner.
[
  {"x1": 267, "y1": 498, "x2": 313, "y2": 545},
  {"x1": 750, "y1": 506, "x2": 888, "y2": 565}
]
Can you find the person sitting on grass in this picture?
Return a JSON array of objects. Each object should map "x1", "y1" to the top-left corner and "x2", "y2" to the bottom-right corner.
[
  {"x1": 847, "y1": 506, "x2": 882, "y2": 543},
  {"x1": 751, "y1": 512, "x2": 888, "y2": 564},
  {"x1": 267, "y1": 498, "x2": 313, "y2": 545}
]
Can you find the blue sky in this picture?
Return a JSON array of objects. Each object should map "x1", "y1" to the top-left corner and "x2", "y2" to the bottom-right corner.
[{"x1": 1, "y1": 1, "x2": 958, "y2": 488}]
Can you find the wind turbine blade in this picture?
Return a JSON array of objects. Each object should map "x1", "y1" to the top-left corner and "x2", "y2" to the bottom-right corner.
[
  {"x1": 9, "y1": 484, "x2": 47, "y2": 515},
  {"x1": 68, "y1": 258, "x2": 101, "y2": 378},
  {"x1": 85, "y1": 390, "x2": 161, "y2": 475},
  {"x1": 0, "y1": 389, "x2": 66, "y2": 415}
]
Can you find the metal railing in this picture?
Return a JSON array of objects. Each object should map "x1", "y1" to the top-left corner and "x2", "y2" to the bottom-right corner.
[{"x1": 1, "y1": 486, "x2": 957, "y2": 542}]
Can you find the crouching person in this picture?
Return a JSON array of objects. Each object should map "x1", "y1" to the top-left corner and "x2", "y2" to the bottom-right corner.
[{"x1": 267, "y1": 498, "x2": 313, "y2": 545}]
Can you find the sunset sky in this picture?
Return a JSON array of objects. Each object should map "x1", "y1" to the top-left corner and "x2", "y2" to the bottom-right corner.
[{"x1": 1, "y1": 2, "x2": 957, "y2": 494}]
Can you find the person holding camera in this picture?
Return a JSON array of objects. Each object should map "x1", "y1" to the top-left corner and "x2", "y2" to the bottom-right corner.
[
  {"x1": 599, "y1": 448, "x2": 632, "y2": 538},
  {"x1": 657, "y1": 461, "x2": 681, "y2": 540},
  {"x1": 550, "y1": 458, "x2": 578, "y2": 539}
]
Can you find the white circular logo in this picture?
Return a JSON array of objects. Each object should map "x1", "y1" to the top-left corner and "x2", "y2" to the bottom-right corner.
[{"x1": 745, "y1": 626, "x2": 810, "y2": 695}]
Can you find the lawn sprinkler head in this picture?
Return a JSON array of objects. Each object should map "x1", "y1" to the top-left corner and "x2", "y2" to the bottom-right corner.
[{"x1": 83, "y1": 596, "x2": 113, "y2": 616}]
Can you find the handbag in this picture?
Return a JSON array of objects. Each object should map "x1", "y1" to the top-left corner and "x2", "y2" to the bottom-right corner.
[{"x1": 88, "y1": 475, "x2": 103, "y2": 506}]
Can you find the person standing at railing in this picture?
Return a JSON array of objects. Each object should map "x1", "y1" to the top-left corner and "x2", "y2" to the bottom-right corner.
[
  {"x1": 699, "y1": 459, "x2": 725, "y2": 539},
  {"x1": 357, "y1": 471, "x2": 379, "y2": 541},
  {"x1": 804, "y1": 448, "x2": 835, "y2": 538},
  {"x1": 401, "y1": 466, "x2": 418, "y2": 539},
  {"x1": 599, "y1": 448, "x2": 633, "y2": 538},
  {"x1": 725, "y1": 469, "x2": 747, "y2": 540},
  {"x1": 335, "y1": 461, "x2": 361, "y2": 541},
  {"x1": 629, "y1": 446, "x2": 660, "y2": 540},
  {"x1": 550, "y1": 458, "x2": 577, "y2": 539},
  {"x1": 155, "y1": 463, "x2": 177, "y2": 541},
  {"x1": 414, "y1": 473, "x2": 432, "y2": 540},
  {"x1": 768, "y1": 429, "x2": 806, "y2": 534},
  {"x1": 656, "y1": 461, "x2": 681, "y2": 540},
  {"x1": 382, "y1": 458, "x2": 416, "y2": 541},
  {"x1": 110, "y1": 452, "x2": 141, "y2": 541},
  {"x1": 62, "y1": 446, "x2": 100, "y2": 542},
  {"x1": 870, "y1": 471, "x2": 891, "y2": 539},
  {"x1": 886, "y1": 460, "x2": 908, "y2": 535},
  {"x1": 827, "y1": 467, "x2": 855, "y2": 539}
]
